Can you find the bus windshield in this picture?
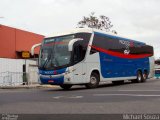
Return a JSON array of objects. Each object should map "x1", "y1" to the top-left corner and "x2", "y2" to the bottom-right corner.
[{"x1": 39, "y1": 35, "x2": 74, "y2": 70}]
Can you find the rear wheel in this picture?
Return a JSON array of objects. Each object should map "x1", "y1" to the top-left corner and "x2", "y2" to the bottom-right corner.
[
  {"x1": 85, "y1": 72, "x2": 100, "y2": 89},
  {"x1": 60, "y1": 84, "x2": 72, "y2": 90},
  {"x1": 132, "y1": 71, "x2": 143, "y2": 83},
  {"x1": 142, "y1": 71, "x2": 148, "y2": 82}
]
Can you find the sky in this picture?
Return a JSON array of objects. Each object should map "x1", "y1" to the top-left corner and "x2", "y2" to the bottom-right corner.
[{"x1": 0, "y1": 0, "x2": 160, "y2": 59}]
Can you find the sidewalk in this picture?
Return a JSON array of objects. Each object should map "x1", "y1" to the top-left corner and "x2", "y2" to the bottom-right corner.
[{"x1": 0, "y1": 84, "x2": 59, "y2": 89}]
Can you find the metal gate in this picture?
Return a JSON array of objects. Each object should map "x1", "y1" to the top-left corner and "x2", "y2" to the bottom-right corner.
[
  {"x1": 28, "y1": 65, "x2": 39, "y2": 84},
  {"x1": 0, "y1": 71, "x2": 25, "y2": 86}
]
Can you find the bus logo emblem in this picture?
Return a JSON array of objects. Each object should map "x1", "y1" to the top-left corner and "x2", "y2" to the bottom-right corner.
[{"x1": 119, "y1": 40, "x2": 131, "y2": 55}]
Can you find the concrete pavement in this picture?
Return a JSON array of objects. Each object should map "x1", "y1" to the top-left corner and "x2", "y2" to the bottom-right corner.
[{"x1": 0, "y1": 79, "x2": 160, "y2": 114}]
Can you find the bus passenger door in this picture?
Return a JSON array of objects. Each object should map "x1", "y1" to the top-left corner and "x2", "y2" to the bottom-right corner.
[{"x1": 72, "y1": 45, "x2": 85, "y2": 83}]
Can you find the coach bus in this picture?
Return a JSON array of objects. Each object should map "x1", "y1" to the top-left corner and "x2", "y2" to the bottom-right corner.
[{"x1": 32, "y1": 28, "x2": 154, "y2": 90}]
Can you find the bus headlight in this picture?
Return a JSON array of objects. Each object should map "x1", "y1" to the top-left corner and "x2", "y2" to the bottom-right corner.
[{"x1": 65, "y1": 68, "x2": 76, "y2": 74}]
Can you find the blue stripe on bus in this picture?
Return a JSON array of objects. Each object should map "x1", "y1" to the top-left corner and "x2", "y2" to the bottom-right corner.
[{"x1": 99, "y1": 52, "x2": 150, "y2": 78}]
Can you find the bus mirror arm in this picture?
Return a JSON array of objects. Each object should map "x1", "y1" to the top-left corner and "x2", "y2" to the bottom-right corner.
[
  {"x1": 31, "y1": 43, "x2": 42, "y2": 56},
  {"x1": 68, "y1": 38, "x2": 83, "y2": 51}
]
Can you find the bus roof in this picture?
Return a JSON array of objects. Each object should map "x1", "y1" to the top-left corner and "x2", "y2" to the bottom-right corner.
[{"x1": 46, "y1": 28, "x2": 145, "y2": 44}]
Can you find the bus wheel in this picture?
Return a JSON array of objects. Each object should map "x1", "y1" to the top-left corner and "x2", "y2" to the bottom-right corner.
[
  {"x1": 142, "y1": 71, "x2": 148, "y2": 82},
  {"x1": 85, "y1": 73, "x2": 100, "y2": 89},
  {"x1": 60, "y1": 84, "x2": 72, "y2": 90},
  {"x1": 135, "y1": 71, "x2": 143, "y2": 83},
  {"x1": 131, "y1": 71, "x2": 142, "y2": 83}
]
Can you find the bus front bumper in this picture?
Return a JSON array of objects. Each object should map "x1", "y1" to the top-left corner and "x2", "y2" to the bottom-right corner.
[{"x1": 39, "y1": 74, "x2": 71, "y2": 85}]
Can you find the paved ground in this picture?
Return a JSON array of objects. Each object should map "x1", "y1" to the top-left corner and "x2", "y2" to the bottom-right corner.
[{"x1": 0, "y1": 79, "x2": 160, "y2": 114}]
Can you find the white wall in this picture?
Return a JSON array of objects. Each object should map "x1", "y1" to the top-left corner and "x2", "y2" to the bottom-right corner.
[
  {"x1": 0, "y1": 58, "x2": 38, "y2": 86},
  {"x1": 0, "y1": 58, "x2": 37, "y2": 72},
  {"x1": 0, "y1": 58, "x2": 24, "y2": 73}
]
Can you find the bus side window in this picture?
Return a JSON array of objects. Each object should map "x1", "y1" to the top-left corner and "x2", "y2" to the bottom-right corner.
[
  {"x1": 73, "y1": 47, "x2": 79, "y2": 63},
  {"x1": 73, "y1": 45, "x2": 83, "y2": 63}
]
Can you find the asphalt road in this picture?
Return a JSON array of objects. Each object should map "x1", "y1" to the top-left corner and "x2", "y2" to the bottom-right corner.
[{"x1": 0, "y1": 79, "x2": 160, "y2": 114}]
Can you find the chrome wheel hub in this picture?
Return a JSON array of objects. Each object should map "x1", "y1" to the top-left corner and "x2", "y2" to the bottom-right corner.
[
  {"x1": 138, "y1": 74, "x2": 141, "y2": 81},
  {"x1": 90, "y1": 76, "x2": 97, "y2": 85}
]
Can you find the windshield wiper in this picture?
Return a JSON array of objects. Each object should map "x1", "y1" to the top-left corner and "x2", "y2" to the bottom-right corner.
[{"x1": 42, "y1": 50, "x2": 53, "y2": 69}]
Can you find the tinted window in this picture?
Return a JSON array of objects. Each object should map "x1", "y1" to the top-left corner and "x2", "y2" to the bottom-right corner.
[
  {"x1": 73, "y1": 33, "x2": 91, "y2": 63},
  {"x1": 75, "y1": 33, "x2": 91, "y2": 51},
  {"x1": 90, "y1": 33, "x2": 153, "y2": 56},
  {"x1": 90, "y1": 34, "x2": 126, "y2": 54},
  {"x1": 130, "y1": 43, "x2": 153, "y2": 55}
]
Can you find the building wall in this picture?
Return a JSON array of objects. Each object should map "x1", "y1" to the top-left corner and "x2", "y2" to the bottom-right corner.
[
  {"x1": 0, "y1": 25, "x2": 43, "y2": 85},
  {"x1": 0, "y1": 25, "x2": 44, "y2": 59},
  {"x1": 0, "y1": 58, "x2": 23, "y2": 73},
  {"x1": 0, "y1": 25, "x2": 16, "y2": 58},
  {"x1": 16, "y1": 29, "x2": 43, "y2": 54},
  {"x1": 0, "y1": 58, "x2": 39, "y2": 86}
]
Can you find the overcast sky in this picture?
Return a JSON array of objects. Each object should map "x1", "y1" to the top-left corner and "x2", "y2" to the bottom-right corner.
[{"x1": 0, "y1": 0, "x2": 160, "y2": 59}]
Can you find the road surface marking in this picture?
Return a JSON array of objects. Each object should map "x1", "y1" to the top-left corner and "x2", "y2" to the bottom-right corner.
[
  {"x1": 53, "y1": 96, "x2": 83, "y2": 99},
  {"x1": 53, "y1": 96, "x2": 64, "y2": 99},
  {"x1": 117, "y1": 90, "x2": 160, "y2": 92},
  {"x1": 93, "y1": 94, "x2": 160, "y2": 97},
  {"x1": 69, "y1": 96, "x2": 83, "y2": 99}
]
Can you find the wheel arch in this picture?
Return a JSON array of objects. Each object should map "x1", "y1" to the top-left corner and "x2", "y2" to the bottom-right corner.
[
  {"x1": 91, "y1": 69, "x2": 100, "y2": 76},
  {"x1": 136, "y1": 69, "x2": 143, "y2": 75}
]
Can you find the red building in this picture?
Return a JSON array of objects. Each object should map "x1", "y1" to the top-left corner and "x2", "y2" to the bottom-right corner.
[{"x1": 0, "y1": 24, "x2": 44, "y2": 59}]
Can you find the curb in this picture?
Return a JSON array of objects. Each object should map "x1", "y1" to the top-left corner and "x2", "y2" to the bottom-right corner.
[{"x1": 0, "y1": 85, "x2": 59, "y2": 89}]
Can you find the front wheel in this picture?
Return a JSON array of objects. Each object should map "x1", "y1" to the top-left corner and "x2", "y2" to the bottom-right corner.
[
  {"x1": 85, "y1": 73, "x2": 100, "y2": 89},
  {"x1": 60, "y1": 84, "x2": 72, "y2": 90}
]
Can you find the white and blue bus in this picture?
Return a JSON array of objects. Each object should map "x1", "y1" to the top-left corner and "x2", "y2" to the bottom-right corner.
[{"x1": 33, "y1": 28, "x2": 154, "y2": 90}]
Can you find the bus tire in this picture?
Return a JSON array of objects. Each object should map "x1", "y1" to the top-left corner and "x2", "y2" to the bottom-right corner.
[
  {"x1": 60, "y1": 84, "x2": 72, "y2": 90},
  {"x1": 85, "y1": 72, "x2": 100, "y2": 89},
  {"x1": 142, "y1": 71, "x2": 148, "y2": 82},
  {"x1": 134, "y1": 71, "x2": 143, "y2": 83}
]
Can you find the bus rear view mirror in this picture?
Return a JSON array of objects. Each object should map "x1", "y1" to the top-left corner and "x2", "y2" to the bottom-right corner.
[
  {"x1": 31, "y1": 43, "x2": 42, "y2": 56},
  {"x1": 68, "y1": 38, "x2": 83, "y2": 51}
]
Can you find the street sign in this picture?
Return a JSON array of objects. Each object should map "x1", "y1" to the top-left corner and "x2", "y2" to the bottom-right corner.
[{"x1": 22, "y1": 51, "x2": 30, "y2": 58}]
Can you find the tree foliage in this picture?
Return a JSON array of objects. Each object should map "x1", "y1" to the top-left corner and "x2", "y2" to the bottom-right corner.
[{"x1": 77, "y1": 12, "x2": 117, "y2": 34}]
